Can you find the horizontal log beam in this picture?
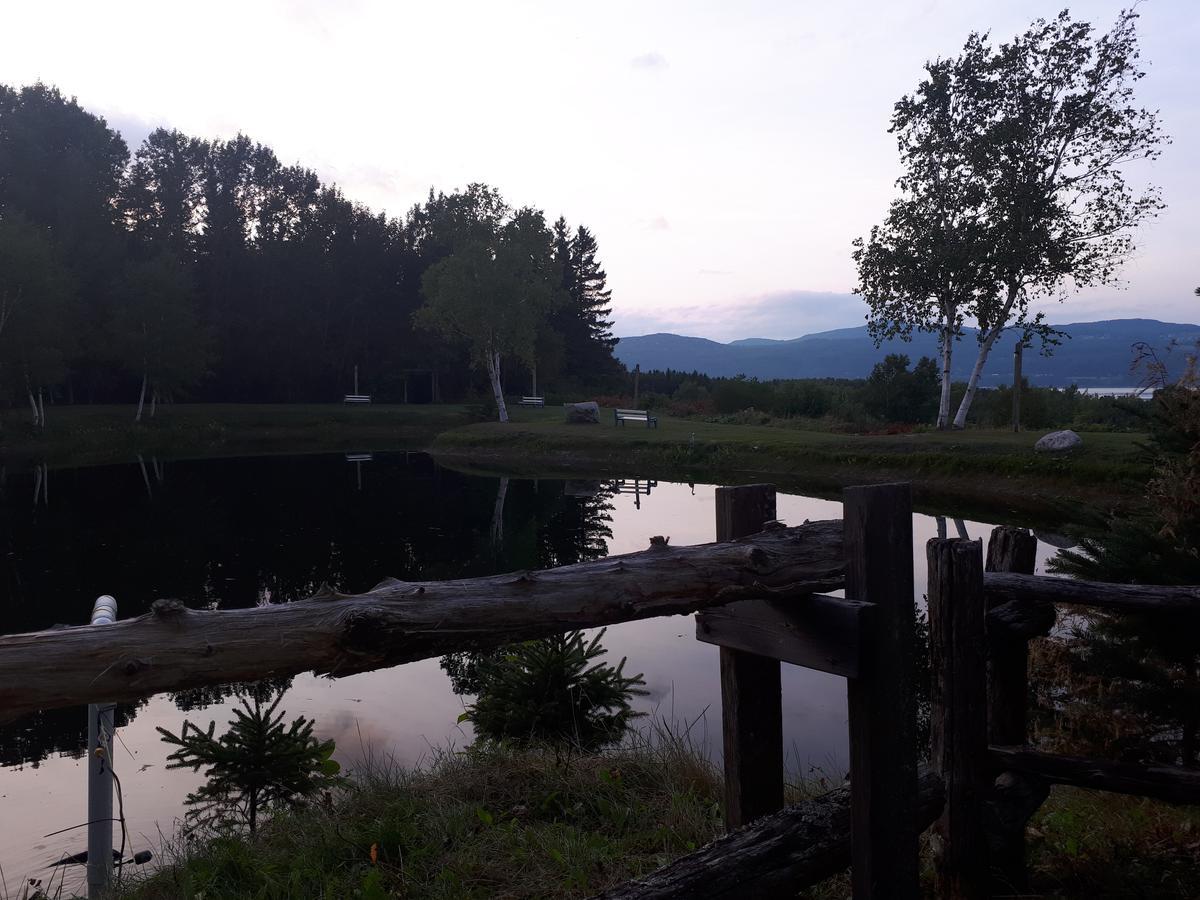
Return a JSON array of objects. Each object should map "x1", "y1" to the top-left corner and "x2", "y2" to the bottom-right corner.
[
  {"x1": 591, "y1": 768, "x2": 945, "y2": 899},
  {"x1": 990, "y1": 746, "x2": 1200, "y2": 805},
  {"x1": 0, "y1": 521, "x2": 844, "y2": 723},
  {"x1": 984, "y1": 572, "x2": 1200, "y2": 616},
  {"x1": 696, "y1": 593, "x2": 872, "y2": 678}
]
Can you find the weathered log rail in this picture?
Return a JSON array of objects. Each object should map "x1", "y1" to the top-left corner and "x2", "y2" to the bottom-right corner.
[
  {"x1": 931, "y1": 526, "x2": 1200, "y2": 899},
  {"x1": 0, "y1": 519, "x2": 844, "y2": 724}
]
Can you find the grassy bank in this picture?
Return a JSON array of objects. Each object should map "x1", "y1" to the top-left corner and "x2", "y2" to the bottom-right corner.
[
  {"x1": 430, "y1": 406, "x2": 1150, "y2": 519},
  {"x1": 0, "y1": 403, "x2": 474, "y2": 470},
  {"x1": 0, "y1": 403, "x2": 1150, "y2": 518},
  {"x1": 117, "y1": 738, "x2": 1200, "y2": 900}
]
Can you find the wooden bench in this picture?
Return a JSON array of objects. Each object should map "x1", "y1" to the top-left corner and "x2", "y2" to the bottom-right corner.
[
  {"x1": 343, "y1": 394, "x2": 372, "y2": 404},
  {"x1": 519, "y1": 396, "x2": 545, "y2": 407},
  {"x1": 614, "y1": 408, "x2": 657, "y2": 428}
]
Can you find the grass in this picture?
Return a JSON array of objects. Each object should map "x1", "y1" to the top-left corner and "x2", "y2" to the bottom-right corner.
[
  {"x1": 0, "y1": 401, "x2": 1151, "y2": 519},
  {"x1": 431, "y1": 405, "x2": 1150, "y2": 519},
  {"x1": 0, "y1": 403, "x2": 474, "y2": 470},
  {"x1": 110, "y1": 734, "x2": 1200, "y2": 900}
]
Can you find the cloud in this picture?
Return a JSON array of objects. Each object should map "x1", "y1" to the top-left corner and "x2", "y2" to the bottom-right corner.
[
  {"x1": 643, "y1": 215, "x2": 670, "y2": 231},
  {"x1": 613, "y1": 290, "x2": 866, "y2": 342},
  {"x1": 631, "y1": 52, "x2": 667, "y2": 70}
]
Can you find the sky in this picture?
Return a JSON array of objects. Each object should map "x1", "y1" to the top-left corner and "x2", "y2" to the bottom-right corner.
[{"x1": 2, "y1": 0, "x2": 1196, "y2": 342}]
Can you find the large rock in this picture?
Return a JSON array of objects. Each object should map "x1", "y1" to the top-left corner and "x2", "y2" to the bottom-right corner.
[
  {"x1": 1034, "y1": 429, "x2": 1083, "y2": 453},
  {"x1": 564, "y1": 401, "x2": 600, "y2": 424}
]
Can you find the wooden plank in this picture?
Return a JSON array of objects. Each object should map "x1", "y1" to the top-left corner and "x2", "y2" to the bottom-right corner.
[
  {"x1": 990, "y1": 746, "x2": 1200, "y2": 805},
  {"x1": 983, "y1": 525, "x2": 1042, "y2": 896},
  {"x1": 715, "y1": 483, "x2": 784, "y2": 829},
  {"x1": 928, "y1": 537, "x2": 989, "y2": 899},
  {"x1": 696, "y1": 594, "x2": 872, "y2": 678},
  {"x1": 0, "y1": 521, "x2": 845, "y2": 723},
  {"x1": 592, "y1": 768, "x2": 945, "y2": 900},
  {"x1": 843, "y1": 483, "x2": 919, "y2": 900},
  {"x1": 983, "y1": 572, "x2": 1200, "y2": 615}
]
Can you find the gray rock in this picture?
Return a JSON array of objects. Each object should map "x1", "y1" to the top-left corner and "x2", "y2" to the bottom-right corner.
[
  {"x1": 564, "y1": 401, "x2": 600, "y2": 424},
  {"x1": 1034, "y1": 429, "x2": 1083, "y2": 453}
]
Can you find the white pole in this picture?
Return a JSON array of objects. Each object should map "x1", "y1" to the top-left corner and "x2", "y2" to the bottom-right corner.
[{"x1": 87, "y1": 595, "x2": 117, "y2": 900}]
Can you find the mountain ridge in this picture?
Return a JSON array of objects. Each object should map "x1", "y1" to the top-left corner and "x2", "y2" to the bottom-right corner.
[{"x1": 614, "y1": 319, "x2": 1200, "y2": 387}]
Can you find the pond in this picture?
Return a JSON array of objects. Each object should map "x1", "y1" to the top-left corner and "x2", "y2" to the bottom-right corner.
[{"x1": 0, "y1": 452, "x2": 1071, "y2": 889}]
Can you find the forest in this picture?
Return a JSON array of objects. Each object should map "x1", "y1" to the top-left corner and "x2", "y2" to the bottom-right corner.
[{"x1": 0, "y1": 83, "x2": 623, "y2": 414}]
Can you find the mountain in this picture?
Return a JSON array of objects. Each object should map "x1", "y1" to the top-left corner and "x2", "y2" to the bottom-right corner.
[{"x1": 614, "y1": 319, "x2": 1200, "y2": 387}]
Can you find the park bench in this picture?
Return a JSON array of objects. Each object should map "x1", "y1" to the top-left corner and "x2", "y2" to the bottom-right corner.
[
  {"x1": 343, "y1": 394, "x2": 372, "y2": 404},
  {"x1": 519, "y1": 396, "x2": 545, "y2": 407},
  {"x1": 614, "y1": 407, "x2": 657, "y2": 428}
]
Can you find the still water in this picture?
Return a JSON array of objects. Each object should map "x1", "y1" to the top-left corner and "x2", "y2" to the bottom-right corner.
[{"x1": 0, "y1": 452, "x2": 1069, "y2": 887}]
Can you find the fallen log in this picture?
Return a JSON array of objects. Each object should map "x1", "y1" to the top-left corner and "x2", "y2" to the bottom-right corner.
[
  {"x1": 0, "y1": 520, "x2": 844, "y2": 723},
  {"x1": 591, "y1": 767, "x2": 945, "y2": 899}
]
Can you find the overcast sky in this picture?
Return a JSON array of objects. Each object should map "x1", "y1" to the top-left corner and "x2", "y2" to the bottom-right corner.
[{"x1": 4, "y1": 0, "x2": 1196, "y2": 341}]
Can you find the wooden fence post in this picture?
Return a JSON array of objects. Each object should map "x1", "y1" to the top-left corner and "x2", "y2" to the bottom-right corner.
[
  {"x1": 715, "y1": 484, "x2": 784, "y2": 830},
  {"x1": 985, "y1": 526, "x2": 1048, "y2": 894},
  {"x1": 844, "y1": 483, "x2": 919, "y2": 900},
  {"x1": 929, "y1": 537, "x2": 989, "y2": 899}
]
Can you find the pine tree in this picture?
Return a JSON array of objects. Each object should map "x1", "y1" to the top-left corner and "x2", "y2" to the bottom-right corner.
[
  {"x1": 157, "y1": 686, "x2": 341, "y2": 834},
  {"x1": 550, "y1": 218, "x2": 622, "y2": 388}
]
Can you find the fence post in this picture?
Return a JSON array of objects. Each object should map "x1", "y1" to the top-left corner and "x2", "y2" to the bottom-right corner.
[
  {"x1": 87, "y1": 595, "x2": 118, "y2": 900},
  {"x1": 715, "y1": 484, "x2": 784, "y2": 829},
  {"x1": 985, "y1": 526, "x2": 1047, "y2": 894},
  {"x1": 844, "y1": 483, "x2": 919, "y2": 900},
  {"x1": 929, "y1": 538, "x2": 989, "y2": 899}
]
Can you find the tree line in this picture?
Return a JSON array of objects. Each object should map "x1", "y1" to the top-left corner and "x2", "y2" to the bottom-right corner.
[{"x1": 0, "y1": 84, "x2": 623, "y2": 420}]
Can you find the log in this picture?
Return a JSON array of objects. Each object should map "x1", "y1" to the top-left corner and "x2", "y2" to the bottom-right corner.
[
  {"x1": 591, "y1": 768, "x2": 945, "y2": 900},
  {"x1": 928, "y1": 538, "x2": 990, "y2": 899},
  {"x1": 0, "y1": 521, "x2": 845, "y2": 723},
  {"x1": 714, "y1": 484, "x2": 784, "y2": 830},
  {"x1": 983, "y1": 572, "x2": 1200, "y2": 616},
  {"x1": 844, "y1": 483, "x2": 919, "y2": 899},
  {"x1": 989, "y1": 746, "x2": 1200, "y2": 805}
]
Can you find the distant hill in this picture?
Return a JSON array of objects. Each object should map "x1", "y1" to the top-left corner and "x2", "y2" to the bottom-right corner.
[{"x1": 614, "y1": 319, "x2": 1200, "y2": 387}]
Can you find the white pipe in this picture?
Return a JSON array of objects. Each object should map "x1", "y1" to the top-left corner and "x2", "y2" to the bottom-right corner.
[{"x1": 87, "y1": 595, "x2": 117, "y2": 899}]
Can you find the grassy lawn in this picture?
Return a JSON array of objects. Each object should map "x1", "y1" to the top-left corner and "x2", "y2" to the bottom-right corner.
[
  {"x1": 0, "y1": 402, "x2": 1150, "y2": 519},
  {"x1": 0, "y1": 403, "x2": 474, "y2": 469},
  {"x1": 432, "y1": 405, "x2": 1150, "y2": 520}
]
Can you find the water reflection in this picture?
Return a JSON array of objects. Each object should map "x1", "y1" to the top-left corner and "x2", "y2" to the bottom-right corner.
[{"x1": 0, "y1": 452, "x2": 1077, "y2": 886}]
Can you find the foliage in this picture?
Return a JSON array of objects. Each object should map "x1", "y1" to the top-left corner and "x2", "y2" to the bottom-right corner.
[
  {"x1": 1045, "y1": 350, "x2": 1200, "y2": 766},
  {"x1": 862, "y1": 10, "x2": 1166, "y2": 429},
  {"x1": 862, "y1": 354, "x2": 938, "y2": 423},
  {"x1": 449, "y1": 629, "x2": 647, "y2": 750},
  {"x1": 0, "y1": 89, "x2": 626, "y2": 408},
  {"x1": 157, "y1": 686, "x2": 341, "y2": 834}
]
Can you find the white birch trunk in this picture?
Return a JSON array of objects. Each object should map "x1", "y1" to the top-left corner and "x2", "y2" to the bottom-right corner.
[
  {"x1": 486, "y1": 348, "x2": 509, "y2": 423},
  {"x1": 150, "y1": 390, "x2": 157, "y2": 418},
  {"x1": 937, "y1": 309, "x2": 954, "y2": 430},
  {"x1": 135, "y1": 369, "x2": 148, "y2": 423},
  {"x1": 27, "y1": 389, "x2": 39, "y2": 427},
  {"x1": 952, "y1": 285, "x2": 1020, "y2": 429}
]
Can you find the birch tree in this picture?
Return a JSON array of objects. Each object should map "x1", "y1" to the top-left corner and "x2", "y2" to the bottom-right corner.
[
  {"x1": 113, "y1": 254, "x2": 209, "y2": 421},
  {"x1": 0, "y1": 216, "x2": 75, "y2": 426},
  {"x1": 947, "y1": 10, "x2": 1166, "y2": 427},
  {"x1": 855, "y1": 52, "x2": 997, "y2": 429},
  {"x1": 416, "y1": 204, "x2": 559, "y2": 423}
]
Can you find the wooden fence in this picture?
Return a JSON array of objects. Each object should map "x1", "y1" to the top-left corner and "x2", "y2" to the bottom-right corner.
[{"x1": 1, "y1": 482, "x2": 1197, "y2": 898}]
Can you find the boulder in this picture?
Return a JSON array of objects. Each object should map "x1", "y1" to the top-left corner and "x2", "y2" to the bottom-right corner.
[
  {"x1": 1034, "y1": 429, "x2": 1082, "y2": 453},
  {"x1": 564, "y1": 401, "x2": 600, "y2": 424}
]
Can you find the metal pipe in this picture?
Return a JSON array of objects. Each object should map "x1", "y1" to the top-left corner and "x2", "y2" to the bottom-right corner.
[{"x1": 87, "y1": 595, "x2": 117, "y2": 900}]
